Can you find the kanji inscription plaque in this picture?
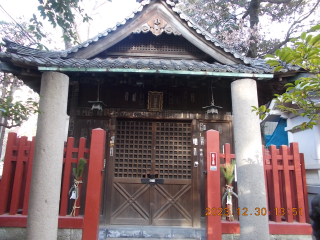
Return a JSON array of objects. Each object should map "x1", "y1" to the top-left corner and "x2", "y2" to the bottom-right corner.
[{"x1": 148, "y1": 91, "x2": 163, "y2": 111}]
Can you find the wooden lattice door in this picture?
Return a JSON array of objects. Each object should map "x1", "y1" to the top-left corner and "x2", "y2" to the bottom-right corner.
[{"x1": 110, "y1": 120, "x2": 193, "y2": 226}]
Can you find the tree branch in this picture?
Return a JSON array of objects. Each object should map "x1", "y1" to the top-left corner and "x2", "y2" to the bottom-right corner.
[
  {"x1": 0, "y1": 122, "x2": 21, "y2": 129},
  {"x1": 265, "y1": 0, "x2": 320, "y2": 54},
  {"x1": 242, "y1": 9, "x2": 250, "y2": 19},
  {"x1": 262, "y1": 0, "x2": 292, "y2": 3}
]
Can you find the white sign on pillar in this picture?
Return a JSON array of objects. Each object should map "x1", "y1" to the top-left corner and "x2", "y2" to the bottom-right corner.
[{"x1": 210, "y1": 152, "x2": 217, "y2": 171}]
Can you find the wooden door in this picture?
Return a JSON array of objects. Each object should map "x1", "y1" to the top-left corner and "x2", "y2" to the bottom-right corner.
[{"x1": 110, "y1": 120, "x2": 193, "y2": 226}]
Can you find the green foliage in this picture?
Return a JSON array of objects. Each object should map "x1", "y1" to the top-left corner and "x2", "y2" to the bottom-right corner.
[
  {"x1": 252, "y1": 105, "x2": 271, "y2": 121},
  {"x1": 177, "y1": 0, "x2": 320, "y2": 57},
  {"x1": 1, "y1": 23, "x2": 41, "y2": 129},
  {"x1": 0, "y1": 94, "x2": 39, "y2": 128},
  {"x1": 72, "y1": 158, "x2": 87, "y2": 180},
  {"x1": 257, "y1": 24, "x2": 320, "y2": 130},
  {"x1": 0, "y1": 73, "x2": 39, "y2": 129},
  {"x1": 33, "y1": 0, "x2": 93, "y2": 45},
  {"x1": 0, "y1": 20, "x2": 51, "y2": 50},
  {"x1": 220, "y1": 160, "x2": 236, "y2": 186}
]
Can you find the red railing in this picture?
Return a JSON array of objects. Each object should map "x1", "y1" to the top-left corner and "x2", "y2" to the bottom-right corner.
[
  {"x1": 60, "y1": 137, "x2": 89, "y2": 217},
  {"x1": 0, "y1": 135, "x2": 34, "y2": 215},
  {"x1": 0, "y1": 130, "x2": 311, "y2": 237},
  {"x1": 205, "y1": 130, "x2": 311, "y2": 236},
  {"x1": 219, "y1": 142, "x2": 309, "y2": 223},
  {"x1": 263, "y1": 143, "x2": 309, "y2": 223},
  {"x1": 0, "y1": 129, "x2": 105, "y2": 240}
]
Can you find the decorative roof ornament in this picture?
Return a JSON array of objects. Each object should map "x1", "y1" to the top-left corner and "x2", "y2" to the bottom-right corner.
[{"x1": 133, "y1": 14, "x2": 181, "y2": 36}]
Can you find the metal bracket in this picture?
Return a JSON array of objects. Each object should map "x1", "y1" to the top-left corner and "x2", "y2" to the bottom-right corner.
[{"x1": 141, "y1": 174, "x2": 164, "y2": 186}]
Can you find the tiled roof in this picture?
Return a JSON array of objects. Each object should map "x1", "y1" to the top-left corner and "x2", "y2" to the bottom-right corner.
[
  {"x1": 2, "y1": 0, "x2": 261, "y2": 65},
  {"x1": 64, "y1": 0, "x2": 255, "y2": 64},
  {"x1": 3, "y1": 39, "x2": 68, "y2": 58},
  {"x1": 0, "y1": 52, "x2": 285, "y2": 74},
  {"x1": 0, "y1": 0, "x2": 301, "y2": 74}
]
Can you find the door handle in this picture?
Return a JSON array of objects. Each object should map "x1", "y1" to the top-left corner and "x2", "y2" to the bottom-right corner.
[{"x1": 141, "y1": 174, "x2": 164, "y2": 186}]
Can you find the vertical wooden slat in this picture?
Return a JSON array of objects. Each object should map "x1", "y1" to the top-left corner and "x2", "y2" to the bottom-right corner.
[
  {"x1": 270, "y1": 145, "x2": 281, "y2": 222},
  {"x1": 262, "y1": 146, "x2": 270, "y2": 219},
  {"x1": 83, "y1": 128, "x2": 106, "y2": 240},
  {"x1": 224, "y1": 143, "x2": 231, "y2": 165},
  {"x1": 266, "y1": 169, "x2": 273, "y2": 218},
  {"x1": 300, "y1": 153, "x2": 309, "y2": 223},
  {"x1": 291, "y1": 142, "x2": 306, "y2": 223},
  {"x1": 59, "y1": 137, "x2": 75, "y2": 216},
  {"x1": 75, "y1": 137, "x2": 86, "y2": 217},
  {"x1": 223, "y1": 143, "x2": 232, "y2": 221},
  {"x1": 0, "y1": 133, "x2": 17, "y2": 214},
  {"x1": 19, "y1": 141, "x2": 31, "y2": 210},
  {"x1": 9, "y1": 136, "x2": 28, "y2": 215},
  {"x1": 280, "y1": 145, "x2": 293, "y2": 223},
  {"x1": 22, "y1": 137, "x2": 36, "y2": 215}
]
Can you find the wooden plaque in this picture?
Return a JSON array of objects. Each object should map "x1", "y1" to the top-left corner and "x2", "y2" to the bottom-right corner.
[{"x1": 148, "y1": 91, "x2": 163, "y2": 111}]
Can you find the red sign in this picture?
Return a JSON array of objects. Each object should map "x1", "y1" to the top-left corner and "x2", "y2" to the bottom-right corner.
[{"x1": 210, "y1": 152, "x2": 217, "y2": 171}]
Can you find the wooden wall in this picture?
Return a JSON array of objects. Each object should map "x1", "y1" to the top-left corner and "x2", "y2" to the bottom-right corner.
[{"x1": 67, "y1": 75, "x2": 234, "y2": 226}]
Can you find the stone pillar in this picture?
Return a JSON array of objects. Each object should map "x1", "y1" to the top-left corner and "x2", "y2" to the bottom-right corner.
[
  {"x1": 26, "y1": 72, "x2": 69, "y2": 240},
  {"x1": 231, "y1": 79, "x2": 269, "y2": 240}
]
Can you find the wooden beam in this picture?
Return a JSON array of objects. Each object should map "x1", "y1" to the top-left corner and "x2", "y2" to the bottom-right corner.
[
  {"x1": 0, "y1": 62, "x2": 22, "y2": 74},
  {"x1": 38, "y1": 67, "x2": 274, "y2": 79}
]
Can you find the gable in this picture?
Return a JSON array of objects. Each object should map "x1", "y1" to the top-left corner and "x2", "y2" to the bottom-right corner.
[
  {"x1": 92, "y1": 32, "x2": 213, "y2": 61},
  {"x1": 68, "y1": 0, "x2": 242, "y2": 65}
]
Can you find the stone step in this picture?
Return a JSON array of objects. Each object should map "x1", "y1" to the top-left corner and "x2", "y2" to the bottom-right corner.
[
  {"x1": 107, "y1": 239, "x2": 196, "y2": 240},
  {"x1": 99, "y1": 226, "x2": 204, "y2": 240}
]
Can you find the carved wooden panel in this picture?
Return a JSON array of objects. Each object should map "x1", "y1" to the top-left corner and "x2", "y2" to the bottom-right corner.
[
  {"x1": 111, "y1": 120, "x2": 193, "y2": 226},
  {"x1": 111, "y1": 179, "x2": 151, "y2": 225},
  {"x1": 152, "y1": 181, "x2": 192, "y2": 226},
  {"x1": 107, "y1": 32, "x2": 202, "y2": 55}
]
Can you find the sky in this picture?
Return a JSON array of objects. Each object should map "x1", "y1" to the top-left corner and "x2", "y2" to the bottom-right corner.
[
  {"x1": 0, "y1": 0, "x2": 140, "y2": 50},
  {"x1": 0, "y1": 0, "x2": 138, "y2": 145},
  {"x1": 1, "y1": 0, "x2": 318, "y2": 50}
]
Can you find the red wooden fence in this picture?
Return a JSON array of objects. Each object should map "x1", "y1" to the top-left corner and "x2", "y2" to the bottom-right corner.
[
  {"x1": 220, "y1": 142, "x2": 309, "y2": 224},
  {"x1": 0, "y1": 133, "x2": 90, "y2": 217},
  {"x1": 263, "y1": 143, "x2": 309, "y2": 223},
  {"x1": 0, "y1": 131, "x2": 311, "y2": 236},
  {"x1": 0, "y1": 129, "x2": 105, "y2": 239},
  {"x1": 60, "y1": 137, "x2": 89, "y2": 217}
]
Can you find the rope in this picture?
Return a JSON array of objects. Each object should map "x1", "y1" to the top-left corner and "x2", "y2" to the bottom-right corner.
[
  {"x1": 221, "y1": 185, "x2": 238, "y2": 221},
  {"x1": 69, "y1": 179, "x2": 82, "y2": 217}
]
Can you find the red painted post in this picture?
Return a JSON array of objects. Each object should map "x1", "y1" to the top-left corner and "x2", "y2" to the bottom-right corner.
[
  {"x1": 83, "y1": 128, "x2": 106, "y2": 240},
  {"x1": 262, "y1": 145, "x2": 270, "y2": 219},
  {"x1": 60, "y1": 137, "x2": 75, "y2": 216},
  {"x1": 224, "y1": 143, "x2": 231, "y2": 165},
  {"x1": 270, "y1": 145, "x2": 281, "y2": 222},
  {"x1": 10, "y1": 136, "x2": 28, "y2": 215},
  {"x1": 205, "y1": 130, "x2": 221, "y2": 240},
  {"x1": 22, "y1": 137, "x2": 36, "y2": 215},
  {"x1": 280, "y1": 145, "x2": 293, "y2": 223},
  {"x1": 0, "y1": 132, "x2": 17, "y2": 214},
  {"x1": 291, "y1": 142, "x2": 306, "y2": 223},
  {"x1": 300, "y1": 153, "x2": 310, "y2": 223}
]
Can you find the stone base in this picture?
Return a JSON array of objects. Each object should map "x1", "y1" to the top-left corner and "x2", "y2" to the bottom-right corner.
[
  {"x1": 98, "y1": 226, "x2": 312, "y2": 240},
  {"x1": 0, "y1": 227, "x2": 312, "y2": 240},
  {"x1": 223, "y1": 234, "x2": 312, "y2": 240},
  {"x1": 0, "y1": 227, "x2": 82, "y2": 240}
]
